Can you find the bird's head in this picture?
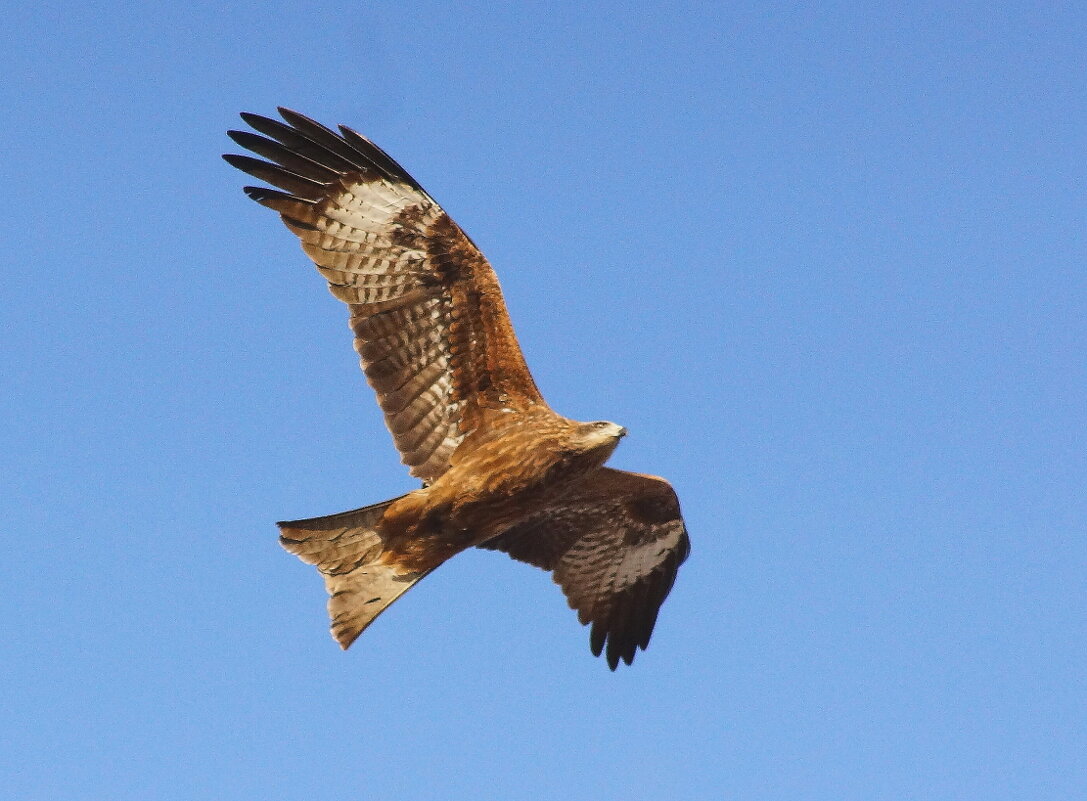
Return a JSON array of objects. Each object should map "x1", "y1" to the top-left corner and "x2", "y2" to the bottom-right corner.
[{"x1": 569, "y1": 420, "x2": 628, "y2": 465}]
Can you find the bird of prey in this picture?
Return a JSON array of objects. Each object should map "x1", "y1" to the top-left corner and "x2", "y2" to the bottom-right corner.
[{"x1": 224, "y1": 108, "x2": 689, "y2": 669}]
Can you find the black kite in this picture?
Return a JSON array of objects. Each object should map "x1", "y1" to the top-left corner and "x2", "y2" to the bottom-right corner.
[{"x1": 224, "y1": 109, "x2": 689, "y2": 669}]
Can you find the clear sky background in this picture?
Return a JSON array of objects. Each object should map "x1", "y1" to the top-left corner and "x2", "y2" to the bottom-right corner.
[{"x1": 2, "y1": 3, "x2": 1084, "y2": 799}]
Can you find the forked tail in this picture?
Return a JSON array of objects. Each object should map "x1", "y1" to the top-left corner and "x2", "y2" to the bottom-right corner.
[{"x1": 277, "y1": 496, "x2": 432, "y2": 649}]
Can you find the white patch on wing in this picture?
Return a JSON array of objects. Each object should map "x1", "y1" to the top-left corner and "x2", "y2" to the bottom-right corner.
[{"x1": 334, "y1": 179, "x2": 431, "y2": 234}]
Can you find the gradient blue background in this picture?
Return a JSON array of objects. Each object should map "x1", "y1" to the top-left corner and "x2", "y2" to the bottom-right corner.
[{"x1": 2, "y1": 3, "x2": 1084, "y2": 799}]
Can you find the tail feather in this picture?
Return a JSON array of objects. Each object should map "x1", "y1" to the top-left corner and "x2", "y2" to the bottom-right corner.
[{"x1": 278, "y1": 496, "x2": 432, "y2": 649}]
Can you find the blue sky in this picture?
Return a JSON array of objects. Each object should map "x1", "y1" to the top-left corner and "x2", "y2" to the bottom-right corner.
[{"x1": 2, "y1": 2, "x2": 1084, "y2": 799}]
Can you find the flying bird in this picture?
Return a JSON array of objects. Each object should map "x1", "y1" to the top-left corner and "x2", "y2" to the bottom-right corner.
[{"x1": 224, "y1": 108, "x2": 689, "y2": 669}]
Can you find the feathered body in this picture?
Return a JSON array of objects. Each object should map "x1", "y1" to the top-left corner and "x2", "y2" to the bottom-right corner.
[
  {"x1": 226, "y1": 109, "x2": 689, "y2": 669},
  {"x1": 379, "y1": 415, "x2": 627, "y2": 571}
]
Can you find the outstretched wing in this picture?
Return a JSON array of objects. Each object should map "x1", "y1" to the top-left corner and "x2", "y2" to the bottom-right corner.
[
  {"x1": 479, "y1": 468, "x2": 690, "y2": 669},
  {"x1": 224, "y1": 108, "x2": 545, "y2": 482}
]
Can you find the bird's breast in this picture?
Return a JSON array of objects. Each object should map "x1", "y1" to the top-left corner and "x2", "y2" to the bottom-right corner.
[{"x1": 379, "y1": 419, "x2": 604, "y2": 569}]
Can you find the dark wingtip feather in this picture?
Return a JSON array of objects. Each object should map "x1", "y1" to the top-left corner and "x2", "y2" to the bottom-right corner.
[
  {"x1": 229, "y1": 129, "x2": 342, "y2": 182},
  {"x1": 230, "y1": 108, "x2": 433, "y2": 198},
  {"x1": 276, "y1": 108, "x2": 387, "y2": 174},
  {"x1": 221, "y1": 152, "x2": 261, "y2": 172},
  {"x1": 590, "y1": 620, "x2": 607, "y2": 658},
  {"x1": 240, "y1": 110, "x2": 279, "y2": 129},
  {"x1": 242, "y1": 185, "x2": 284, "y2": 202},
  {"x1": 226, "y1": 129, "x2": 254, "y2": 147},
  {"x1": 339, "y1": 124, "x2": 424, "y2": 191},
  {"x1": 607, "y1": 642, "x2": 622, "y2": 670},
  {"x1": 223, "y1": 153, "x2": 327, "y2": 199},
  {"x1": 240, "y1": 111, "x2": 290, "y2": 138},
  {"x1": 281, "y1": 215, "x2": 319, "y2": 231},
  {"x1": 276, "y1": 107, "x2": 347, "y2": 142}
]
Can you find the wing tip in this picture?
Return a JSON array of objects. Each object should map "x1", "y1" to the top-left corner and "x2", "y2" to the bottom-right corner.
[
  {"x1": 239, "y1": 110, "x2": 271, "y2": 126},
  {"x1": 220, "y1": 152, "x2": 250, "y2": 170}
]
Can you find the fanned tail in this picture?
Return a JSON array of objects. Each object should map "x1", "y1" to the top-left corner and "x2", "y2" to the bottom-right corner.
[{"x1": 278, "y1": 497, "x2": 432, "y2": 649}]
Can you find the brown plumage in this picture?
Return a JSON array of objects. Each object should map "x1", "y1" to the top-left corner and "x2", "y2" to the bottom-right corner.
[{"x1": 225, "y1": 108, "x2": 689, "y2": 669}]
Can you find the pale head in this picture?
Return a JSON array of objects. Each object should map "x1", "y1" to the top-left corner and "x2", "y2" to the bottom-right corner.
[{"x1": 570, "y1": 420, "x2": 628, "y2": 464}]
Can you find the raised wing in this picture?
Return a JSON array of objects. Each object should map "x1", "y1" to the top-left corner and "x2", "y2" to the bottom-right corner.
[
  {"x1": 224, "y1": 108, "x2": 545, "y2": 482},
  {"x1": 479, "y1": 468, "x2": 690, "y2": 669}
]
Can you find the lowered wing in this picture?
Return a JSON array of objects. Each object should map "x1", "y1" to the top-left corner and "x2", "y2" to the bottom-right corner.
[{"x1": 480, "y1": 467, "x2": 690, "y2": 669}]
